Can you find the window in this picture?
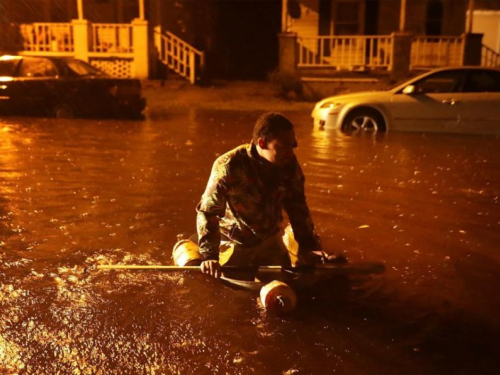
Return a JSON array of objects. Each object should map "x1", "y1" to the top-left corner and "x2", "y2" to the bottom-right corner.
[
  {"x1": 426, "y1": 0, "x2": 443, "y2": 36},
  {"x1": 318, "y1": 0, "x2": 363, "y2": 37},
  {"x1": 463, "y1": 70, "x2": 500, "y2": 93},
  {"x1": 318, "y1": 0, "x2": 333, "y2": 36},
  {"x1": 18, "y1": 58, "x2": 58, "y2": 78},
  {"x1": 415, "y1": 71, "x2": 465, "y2": 94},
  {"x1": 334, "y1": 0, "x2": 361, "y2": 36}
]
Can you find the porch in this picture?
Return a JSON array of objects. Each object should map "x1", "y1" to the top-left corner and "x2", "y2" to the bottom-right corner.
[{"x1": 12, "y1": 20, "x2": 204, "y2": 83}]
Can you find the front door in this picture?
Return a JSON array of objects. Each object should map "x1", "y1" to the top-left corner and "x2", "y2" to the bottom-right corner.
[{"x1": 389, "y1": 70, "x2": 465, "y2": 133}]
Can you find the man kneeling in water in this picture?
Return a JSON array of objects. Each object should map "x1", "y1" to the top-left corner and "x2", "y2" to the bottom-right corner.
[{"x1": 196, "y1": 112, "x2": 323, "y2": 278}]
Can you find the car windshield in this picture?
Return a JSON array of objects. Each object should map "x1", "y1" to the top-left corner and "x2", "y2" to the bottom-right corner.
[
  {"x1": 0, "y1": 58, "x2": 20, "y2": 76},
  {"x1": 65, "y1": 59, "x2": 107, "y2": 77}
]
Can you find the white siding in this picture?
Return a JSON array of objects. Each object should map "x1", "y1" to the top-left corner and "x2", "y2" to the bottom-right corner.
[
  {"x1": 287, "y1": 0, "x2": 319, "y2": 52},
  {"x1": 469, "y1": 10, "x2": 500, "y2": 52}
]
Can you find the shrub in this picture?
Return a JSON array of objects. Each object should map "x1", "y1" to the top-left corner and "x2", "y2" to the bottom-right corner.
[{"x1": 268, "y1": 70, "x2": 303, "y2": 100}]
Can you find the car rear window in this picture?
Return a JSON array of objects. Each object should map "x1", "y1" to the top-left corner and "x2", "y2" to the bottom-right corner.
[
  {"x1": 463, "y1": 70, "x2": 500, "y2": 92},
  {"x1": 18, "y1": 57, "x2": 58, "y2": 77},
  {"x1": 0, "y1": 59, "x2": 19, "y2": 76}
]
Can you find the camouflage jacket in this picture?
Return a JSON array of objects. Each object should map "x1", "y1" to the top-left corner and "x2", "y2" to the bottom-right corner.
[{"x1": 196, "y1": 142, "x2": 317, "y2": 261}]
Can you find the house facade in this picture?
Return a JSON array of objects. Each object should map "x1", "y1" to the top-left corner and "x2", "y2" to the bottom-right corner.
[
  {"x1": 0, "y1": 0, "x2": 215, "y2": 82},
  {"x1": 2, "y1": 0, "x2": 499, "y2": 88},
  {"x1": 276, "y1": 0, "x2": 500, "y2": 98},
  {"x1": 283, "y1": 0, "x2": 468, "y2": 38},
  {"x1": 0, "y1": 0, "x2": 281, "y2": 81}
]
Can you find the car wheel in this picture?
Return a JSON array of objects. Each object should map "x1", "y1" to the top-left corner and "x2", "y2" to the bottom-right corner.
[
  {"x1": 342, "y1": 108, "x2": 386, "y2": 132},
  {"x1": 53, "y1": 103, "x2": 75, "y2": 119}
]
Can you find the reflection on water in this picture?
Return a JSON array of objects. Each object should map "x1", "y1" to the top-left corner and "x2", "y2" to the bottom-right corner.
[{"x1": 1, "y1": 112, "x2": 499, "y2": 373}]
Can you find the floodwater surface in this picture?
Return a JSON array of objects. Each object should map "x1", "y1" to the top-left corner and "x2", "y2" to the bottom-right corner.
[{"x1": 1, "y1": 110, "x2": 499, "y2": 374}]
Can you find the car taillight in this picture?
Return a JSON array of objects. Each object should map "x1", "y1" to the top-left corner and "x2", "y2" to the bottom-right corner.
[
  {"x1": 115, "y1": 84, "x2": 140, "y2": 97},
  {"x1": 0, "y1": 83, "x2": 9, "y2": 98}
]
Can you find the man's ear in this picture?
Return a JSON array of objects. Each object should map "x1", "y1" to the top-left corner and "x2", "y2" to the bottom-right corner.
[{"x1": 257, "y1": 138, "x2": 267, "y2": 149}]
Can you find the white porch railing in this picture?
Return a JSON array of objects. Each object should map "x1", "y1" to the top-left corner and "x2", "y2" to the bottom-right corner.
[
  {"x1": 298, "y1": 35, "x2": 393, "y2": 70},
  {"x1": 481, "y1": 44, "x2": 500, "y2": 67},
  {"x1": 411, "y1": 36, "x2": 464, "y2": 69},
  {"x1": 154, "y1": 27, "x2": 205, "y2": 84},
  {"x1": 19, "y1": 22, "x2": 134, "y2": 57},
  {"x1": 91, "y1": 23, "x2": 133, "y2": 54},
  {"x1": 18, "y1": 21, "x2": 204, "y2": 81},
  {"x1": 20, "y1": 22, "x2": 74, "y2": 53},
  {"x1": 296, "y1": 35, "x2": 474, "y2": 71}
]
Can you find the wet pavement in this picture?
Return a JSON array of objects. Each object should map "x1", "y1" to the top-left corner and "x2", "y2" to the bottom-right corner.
[{"x1": 1, "y1": 110, "x2": 499, "y2": 374}]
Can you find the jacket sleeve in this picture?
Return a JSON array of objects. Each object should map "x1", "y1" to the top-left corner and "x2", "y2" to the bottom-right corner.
[
  {"x1": 196, "y1": 157, "x2": 228, "y2": 261},
  {"x1": 283, "y1": 161, "x2": 319, "y2": 253}
]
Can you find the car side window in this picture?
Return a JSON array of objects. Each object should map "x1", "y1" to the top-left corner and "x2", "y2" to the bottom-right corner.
[
  {"x1": 0, "y1": 59, "x2": 20, "y2": 76},
  {"x1": 18, "y1": 58, "x2": 58, "y2": 78},
  {"x1": 414, "y1": 71, "x2": 464, "y2": 94},
  {"x1": 463, "y1": 70, "x2": 500, "y2": 93}
]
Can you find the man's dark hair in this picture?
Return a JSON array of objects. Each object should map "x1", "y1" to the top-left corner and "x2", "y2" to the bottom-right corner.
[{"x1": 252, "y1": 112, "x2": 294, "y2": 143}]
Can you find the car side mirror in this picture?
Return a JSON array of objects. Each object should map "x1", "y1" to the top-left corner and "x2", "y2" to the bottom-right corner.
[{"x1": 402, "y1": 85, "x2": 416, "y2": 95}]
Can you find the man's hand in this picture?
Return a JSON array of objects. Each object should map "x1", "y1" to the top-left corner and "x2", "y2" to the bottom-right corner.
[
  {"x1": 200, "y1": 260, "x2": 222, "y2": 278},
  {"x1": 296, "y1": 233, "x2": 324, "y2": 266},
  {"x1": 296, "y1": 250, "x2": 326, "y2": 266}
]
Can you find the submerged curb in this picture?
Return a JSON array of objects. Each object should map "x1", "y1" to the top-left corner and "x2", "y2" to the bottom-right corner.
[{"x1": 141, "y1": 80, "x2": 316, "y2": 115}]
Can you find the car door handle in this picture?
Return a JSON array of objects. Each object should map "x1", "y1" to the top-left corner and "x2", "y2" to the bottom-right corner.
[{"x1": 442, "y1": 99, "x2": 457, "y2": 105}]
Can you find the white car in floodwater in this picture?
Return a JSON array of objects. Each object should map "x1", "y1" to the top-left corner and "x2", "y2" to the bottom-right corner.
[{"x1": 311, "y1": 67, "x2": 500, "y2": 135}]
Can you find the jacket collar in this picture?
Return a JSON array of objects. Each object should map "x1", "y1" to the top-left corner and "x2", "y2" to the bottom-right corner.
[{"x1": 247, "y1": 142, "x2": 262, "y2": 163}]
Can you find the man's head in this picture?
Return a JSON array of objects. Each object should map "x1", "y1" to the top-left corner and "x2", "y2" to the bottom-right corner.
[{"x1": 253, "y1": 112, "x2": 298, "y2": 165}]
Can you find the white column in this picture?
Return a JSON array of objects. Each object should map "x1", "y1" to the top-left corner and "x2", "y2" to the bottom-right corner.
[
  {"x1": 282, "y1": 0, "x2": 288, "y2": 33},
  {"x1": 154, "y1": 25, "x2": 162, "y2": 60},
  {"x1": 132, "y1": 18, "x2": 149, "y2": 78},
  {"x1": 72, "y1": 19, "x2": 90, "y2": 61},
  {"x1": 399, "y1": 0, "x2": 407, "y2": 32},
  {"x1": 189, "y1": 50, "x2": 195, "y2": 84},
  {"x1": 467, "y1": 0, "x2": 475, "y2": 33},
  {"x1": 76, "y1": 0, "x2": 84, "y2": 20},
  {"x1": 138, "y1": 0, "x2": 145, "y2": 20}
]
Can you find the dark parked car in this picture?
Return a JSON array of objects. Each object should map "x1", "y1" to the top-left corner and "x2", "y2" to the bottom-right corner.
[{"x1": 0, "y1": 55, "x2": 146, "y2": 118}]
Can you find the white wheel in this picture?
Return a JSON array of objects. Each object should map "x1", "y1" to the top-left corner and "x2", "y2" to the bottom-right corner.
[{"x1": 342, "y1": 109, "x2": 386, "y2": 132}]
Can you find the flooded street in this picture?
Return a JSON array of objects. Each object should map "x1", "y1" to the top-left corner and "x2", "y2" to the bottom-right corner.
[{"x1": 1, "y1": 110, "x2": 499, "y2": 374}]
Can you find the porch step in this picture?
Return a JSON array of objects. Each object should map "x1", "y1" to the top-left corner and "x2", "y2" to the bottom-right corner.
[
  {"x1": 301, "y1": 77, "x2": 379, "y2": 83},
  {"x1": 154, "y1": 27, "x2": 205, "y2": 85}
]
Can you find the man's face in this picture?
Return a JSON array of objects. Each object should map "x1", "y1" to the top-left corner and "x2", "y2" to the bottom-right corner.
[{"x1": 259, "y1": 130, "x2": 298, "y2": 166}]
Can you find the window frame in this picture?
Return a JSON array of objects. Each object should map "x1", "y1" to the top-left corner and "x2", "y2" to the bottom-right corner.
[
  {"x1": 17, "y1": 57, "x2": 60, "y2": 78},
  {"x1": 332, "y1": 0, "x2": 364, "y2": 36},
  {"x1": 413, "y1": 70, "x2": 466, "y2": 94}
]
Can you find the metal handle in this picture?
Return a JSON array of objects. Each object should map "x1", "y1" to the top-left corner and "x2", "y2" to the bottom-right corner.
[{"x1": 95, "y1": 263, "x2": 385, "y2": 275}]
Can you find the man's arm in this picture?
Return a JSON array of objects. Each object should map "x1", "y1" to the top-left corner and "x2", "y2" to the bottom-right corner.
[
  {"x1": 283, "y1": 162, "x2": 321, "y2": 254},
  {"x1": 196, "y1": 157, "x2": 228, "y2": 261}
]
